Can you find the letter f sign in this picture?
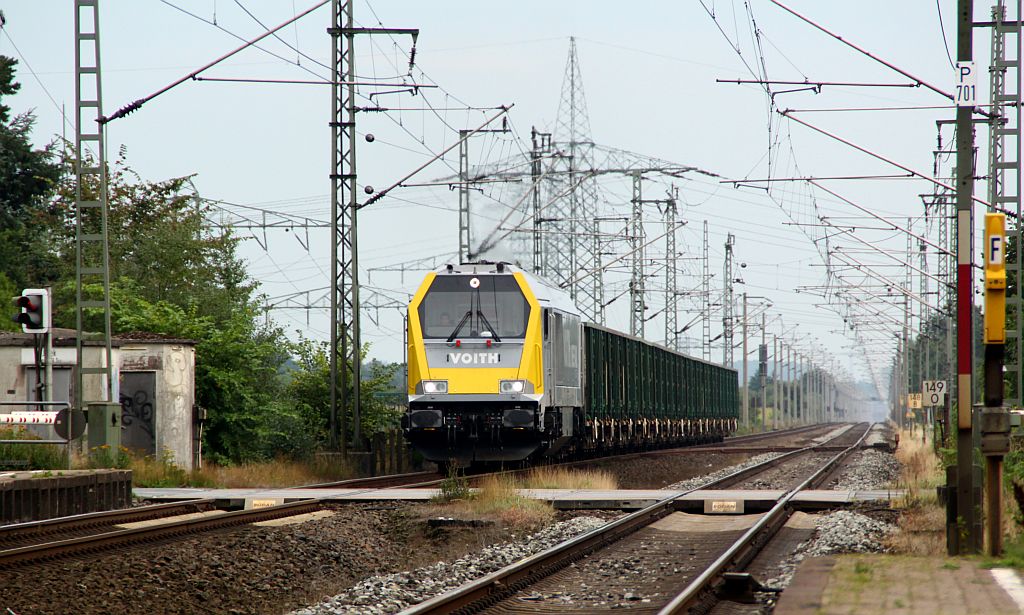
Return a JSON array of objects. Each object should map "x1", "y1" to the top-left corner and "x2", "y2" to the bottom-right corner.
[{"x1": 989, "y1": 235, "x2": 1004, "y2": 266}]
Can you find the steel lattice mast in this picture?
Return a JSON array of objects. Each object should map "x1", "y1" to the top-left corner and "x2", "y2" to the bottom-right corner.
[
  {"x1": 702, "y1": 220, "x2": 711, "y2": 362},
  {"x1": 665, "y1": 188, "x2": 680, "y2": 351},
  {"x1": 988, "y1": 0, "x2": 1023, "y2": 405},
  {"x1": 328, "y1": 0, "x2": 359, "y2": 454},
  {"x1": 74, "y1": 0, "x2": 115, "y2": 412},
  {"x1": 629, "y1": 173, "x2": 645, "y2": 337},
  {"x1": 327, "y1": 4, "x2": 418, "y2": 452},
  {"x1": 723, "y1": 233, "x2": 736, "y2": 367}
]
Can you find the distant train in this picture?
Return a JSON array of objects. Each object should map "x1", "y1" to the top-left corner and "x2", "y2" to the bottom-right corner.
[{"x1": 402, "y1": 262, "x2": 738, "y2": 466}]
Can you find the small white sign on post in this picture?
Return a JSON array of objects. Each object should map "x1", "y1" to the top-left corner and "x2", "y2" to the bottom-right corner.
[
  {"x1": 923, "y1": 380, "x2": 948, "y2": 395},
  {"x1": 924, "y1": 392, "x2": 945, "y2": 407},
  {"x1": 956, "y1": 62, "x2": 977, "y2": 106}
]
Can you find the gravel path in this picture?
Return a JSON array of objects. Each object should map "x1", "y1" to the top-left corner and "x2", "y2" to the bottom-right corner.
[{"x1": 290, "y1": 516, "x2": 612, "y2": 614}]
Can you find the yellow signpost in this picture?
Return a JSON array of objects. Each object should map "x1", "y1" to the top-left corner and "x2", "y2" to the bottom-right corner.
[
  {"x1": 982, "y1": 212, "x2": 1008, "y2": 556},
  {"x1": 984, "y1": 213, "x2": 1007, "y2": 344}
]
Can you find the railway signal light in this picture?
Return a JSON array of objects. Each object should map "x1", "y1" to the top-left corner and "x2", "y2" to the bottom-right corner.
[{"x1": 12, "y1": 288, "x2": 49, "y2": 334}]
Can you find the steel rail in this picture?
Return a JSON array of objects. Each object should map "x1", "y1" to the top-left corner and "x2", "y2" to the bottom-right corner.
[
  {"x1": 397, "y1": 423, "x2": 868, "y2": 615},
  {"x1": 0, "y1": 499, "x2": 216, "y2": 544},
  {"x1": 299, "y1": 470, "x2": 442, "y2": 489},
  {"x1": 702, "y1": 423, "x2": 833, "y2": 447},
  {"x1": 657, "y1": 423, "x2": 872, "y2": 613},
  {"x1": 0, "y1": 498, "x2": 322, "y2": 570},
  {"x1": 3, "y1": 423, "x2": 834, "y2": 568},
  {"x1": 302, "y1": 424, "x2": 836, "y2": 491}
]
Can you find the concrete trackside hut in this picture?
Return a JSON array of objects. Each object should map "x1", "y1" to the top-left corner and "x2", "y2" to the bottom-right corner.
[{"x1": 0, "y1": 329, "x2": 200, "y2": 470}]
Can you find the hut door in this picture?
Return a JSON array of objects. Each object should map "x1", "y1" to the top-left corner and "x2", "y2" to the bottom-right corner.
[{"x1": 120, "y1": 372, "x2": 156, "y2": 455}]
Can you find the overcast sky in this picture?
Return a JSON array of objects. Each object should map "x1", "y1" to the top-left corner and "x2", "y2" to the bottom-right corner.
[{"x1": 0, "y1": 2, "x2": 982, "y2": 398}]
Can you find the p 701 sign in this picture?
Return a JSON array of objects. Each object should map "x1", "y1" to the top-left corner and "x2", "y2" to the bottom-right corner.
[{"x1": 956, "y1": 62, "x2": 977, "y2": 106}]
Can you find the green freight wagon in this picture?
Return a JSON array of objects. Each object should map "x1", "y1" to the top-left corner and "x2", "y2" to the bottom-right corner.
[{"x1": 582, "y1": 323, "x2": 738, "y2": 451}]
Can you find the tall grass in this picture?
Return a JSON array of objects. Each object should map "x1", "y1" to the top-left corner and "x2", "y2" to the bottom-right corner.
[
  {"x1": 0, "y1": 427, "x2": 359, "y2": 489},
  {"x1": 464, "y1": 474, "x2": 554, "y2": 527},
  {"x1": 428, "y1": 467, "x2": 617, "y2": 530},
  {"x1": 201, "y1": 457, "x2": 356, "y2": 488},
  {"x1": 886, "y1": 428, "x2": 947, "y2": 556},
  {"x1": 894, "y1": 430, "x2": 942, "y2": 504},
  {"x1": 129, "y1": 452, "x2": 357, "y2": 488},
  {"x1": 522, "y1": 466, "x2": 618, "y2": 490}
]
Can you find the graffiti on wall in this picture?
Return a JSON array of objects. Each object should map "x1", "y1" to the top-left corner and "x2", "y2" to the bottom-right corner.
[{"x1": 120, "y1": 371, "x2": 156, "y2": 455}]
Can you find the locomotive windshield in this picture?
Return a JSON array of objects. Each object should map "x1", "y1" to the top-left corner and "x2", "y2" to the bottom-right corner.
[{"x1": 419, "y1": 275, "x2": 530, "y2": 340}]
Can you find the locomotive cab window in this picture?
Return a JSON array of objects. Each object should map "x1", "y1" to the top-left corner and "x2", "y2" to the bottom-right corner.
[{"x1": 419, "y1": 275, "x2": 530, "y2": 339}]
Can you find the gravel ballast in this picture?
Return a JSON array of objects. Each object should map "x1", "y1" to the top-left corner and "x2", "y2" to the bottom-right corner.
[
  {"x1": 828, "y1": 449, "x2": 901, "y2": 490},
  {"x1": 804, "y1": 509, "x2": 897, "y2": 557},
  {"x1": 665, "y1": 453, "x2": 783, "y2": 491},
  {"x1": 763, "y1": 510, "x2": 899, "y2": 592},
  {"x1": 291, "y1": 516, "x2": 611, "y2": 615},
  {"x1": 0, "y1": 503, "x2": 514, "y2": 615}
]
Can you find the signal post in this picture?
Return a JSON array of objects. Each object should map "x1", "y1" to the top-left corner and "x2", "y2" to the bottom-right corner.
[
  {"x1": 953, "y1": 0, "x2": 981, "y2": 554},
  {"x1": 982, "y1": 213, "x2": 1010, "y2": 556},
  {"x1": 12, "y1": 289, "x2": 51, "y2": 405}
]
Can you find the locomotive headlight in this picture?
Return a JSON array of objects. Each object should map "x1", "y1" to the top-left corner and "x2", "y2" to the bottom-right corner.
[
  {"x1": 422, "y1": 380, "x2": 448, "y2": 394},
  {"x1": 499, "y1": 379, "x2": 527, "y2": 394}
]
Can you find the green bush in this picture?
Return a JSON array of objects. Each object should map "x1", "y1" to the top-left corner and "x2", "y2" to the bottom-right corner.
[{"x1": 0, "y1": 428, "x2": 68, "y2": 469}]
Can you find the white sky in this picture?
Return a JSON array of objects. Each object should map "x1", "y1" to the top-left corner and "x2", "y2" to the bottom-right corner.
[{"x1": 0, "y1": 1, "x2": 987, "y2": 402}]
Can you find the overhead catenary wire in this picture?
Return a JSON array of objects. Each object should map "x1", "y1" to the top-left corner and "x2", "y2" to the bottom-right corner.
[{"x1": 104, "y1": 0, "x2": 332, "y2": 124}]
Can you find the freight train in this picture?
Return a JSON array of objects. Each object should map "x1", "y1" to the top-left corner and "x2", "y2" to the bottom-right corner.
[{"x1": 402, "y1": 262, "x2": 738, "y2": 466}]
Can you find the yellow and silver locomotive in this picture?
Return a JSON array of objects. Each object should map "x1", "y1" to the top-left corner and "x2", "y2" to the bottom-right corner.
[
  {"x1": 404, "y1": 262, "x2": 740, "y2": 466},
  {"x1": 404, "y1": 262, "x2": 581, "y2": 464}
]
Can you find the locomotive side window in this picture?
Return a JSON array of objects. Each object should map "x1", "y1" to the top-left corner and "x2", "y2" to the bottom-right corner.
[
  {"x1": 564, "y1": 315, "x2": 580, "y2": 369},
  {"x1": 419, "y1": 275, "x2": 530, "y2": 339}
]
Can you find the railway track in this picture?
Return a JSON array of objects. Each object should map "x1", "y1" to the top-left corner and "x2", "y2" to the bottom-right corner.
[
  {"x1": 661, "y1": 423, "x2": 871, "y2": 614},
  {"x1": 298, "y1": 423, "x2": 841, "y2": 491},
  {"x1": 302, "y1": 470, "x2": 445, "y2": 489},
  {"x1": 0, "y1": 499, "x2": 216, "y2": 551},
  {"x1": 0, "y1": 423, "x2": 862, "y2": 572},
  {"x1": 398, "y1": 422, "x2": 872, "y2": 614},
  {"x1": 0, "y1": 498, "x2": 327, "y2": 570}
]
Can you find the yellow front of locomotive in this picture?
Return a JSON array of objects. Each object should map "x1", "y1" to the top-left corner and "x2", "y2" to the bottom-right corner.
[{"x1": 403, "y1": 264, "x2": 545, "y2": 464}]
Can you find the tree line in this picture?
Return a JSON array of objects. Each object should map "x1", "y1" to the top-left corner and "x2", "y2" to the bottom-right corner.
[{"x1": 0, "y1": 56, "x2": 400, "y2": 463}]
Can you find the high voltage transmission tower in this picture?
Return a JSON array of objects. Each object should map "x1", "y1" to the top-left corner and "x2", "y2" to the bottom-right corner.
[
  {"x1": 544, "y1": 37, "x2": 604, "y2": 322},
  {"x1": 444, "y1": 39, "x2": 718, "y2": 345}
]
